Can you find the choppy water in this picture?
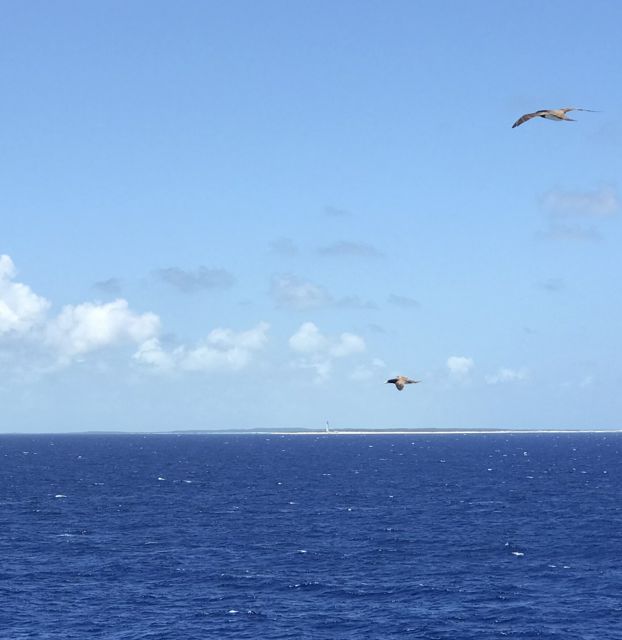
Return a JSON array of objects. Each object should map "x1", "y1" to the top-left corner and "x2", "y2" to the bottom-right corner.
[{"x1": 1, "y1": 433, "x2": 621, "y2": 639}]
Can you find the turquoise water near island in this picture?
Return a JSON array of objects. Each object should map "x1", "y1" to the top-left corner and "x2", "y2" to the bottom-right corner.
[{"x1": 2, "y1": 432, "x2": 621, "y2": 638}]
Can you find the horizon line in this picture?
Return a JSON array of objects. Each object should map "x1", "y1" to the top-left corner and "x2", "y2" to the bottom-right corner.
[{"x1": 2, "y1": 428, "x2": 622, "y2": 436}]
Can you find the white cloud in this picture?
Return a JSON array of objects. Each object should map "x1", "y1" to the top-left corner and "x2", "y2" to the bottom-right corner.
[
  {"x1": 288, "y1": 322, "x2": 366, "y2": 382},
  {"x1": 134, "y1": 322, "x2": 270, "y2": 373},
  {"x1": 289, "y1": 322, "x2": 365, "y2": 358},
  {"x1": 288, "y1": 322, "x2": 328, "y2": 353},
  {"x1": 46, "y1": 299, "x2": 160, "y2": 362},
  {"x1": 329, "y1": 333, "x2": 366, "y2": 357},
  {"x1": 0, "y1": 255, "x2": 50, "y2": 335},
  {"x1": 1, "y1": 255, "x2": 270, "y2": 377},
  {"x1": 485, "y1": 367, "x2": 528, "y2": 385},
  {"x1": 447, "y1": 356, "x2": 474, "y2": 377},
  {"x1": 132, "y1": 337, "x2": 176, "y2": 371},
  {"x1": 271, "y1": 275, "x2": 332, "y2": 310},
  {"x1": 1, "y1": 256, "x2": 163, "y2": 370}
]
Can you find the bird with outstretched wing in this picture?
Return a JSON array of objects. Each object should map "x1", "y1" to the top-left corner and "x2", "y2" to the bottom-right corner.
[{"x1": 512, "y1": 107, "x2": 598, "y2": 128}]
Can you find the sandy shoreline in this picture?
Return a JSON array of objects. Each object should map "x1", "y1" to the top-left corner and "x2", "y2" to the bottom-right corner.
[{"x1": 258, "y1": 429, "x2": 622, "y2": 436}]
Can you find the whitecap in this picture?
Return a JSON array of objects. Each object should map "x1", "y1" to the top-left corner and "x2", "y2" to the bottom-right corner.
[
  {"x1": 157, "y1": 477, "x2": 166, "y2": 481},
  {"x1": 54, "y1": 494, "x2": 67, "y2": 499},
  {"x1": 228, "y1": 609, "x2": 238, "y2": 614},
  {"x1": 511, "y1": 551, "x2": 524, "y2": 557},
  {"x1": 297, "y1": 549, "x2": 307, "y2": 554}
]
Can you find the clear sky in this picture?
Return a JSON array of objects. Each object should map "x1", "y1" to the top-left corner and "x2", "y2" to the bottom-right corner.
[{"x1": 2, "y1": 0, "x2": 621, "y2": 432}]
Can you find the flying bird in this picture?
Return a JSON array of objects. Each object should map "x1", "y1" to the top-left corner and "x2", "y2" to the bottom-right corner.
[
  {"x1": 386, "y1": 376, "x2": 421, "y2": 391},
  {"x1": 512, "y1": 107, "x2": 598, "y2": 128}
]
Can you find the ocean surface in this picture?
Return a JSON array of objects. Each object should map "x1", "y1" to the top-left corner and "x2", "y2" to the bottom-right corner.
[{"x1": 1, "y1": 433, "x2": 621, "y2": 639}]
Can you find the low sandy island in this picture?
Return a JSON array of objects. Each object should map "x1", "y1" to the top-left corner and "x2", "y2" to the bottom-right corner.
[{"x1": 259, "y1": 429, "x2": 622, "y2": 436}]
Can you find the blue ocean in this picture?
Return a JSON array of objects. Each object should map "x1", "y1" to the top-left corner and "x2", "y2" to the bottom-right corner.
[{"x1": 1, "y1": 433, "x2": 621, "y2": 639}]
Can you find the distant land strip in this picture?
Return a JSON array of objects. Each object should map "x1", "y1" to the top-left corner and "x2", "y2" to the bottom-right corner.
[{"x1": 4, "y1": 428, "x2": 622, "y2": 436}]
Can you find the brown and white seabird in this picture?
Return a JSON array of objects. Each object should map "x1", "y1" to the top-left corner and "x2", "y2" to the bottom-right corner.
[
  {"x1": 386, "y1": 376, "x2": 421, "y2": 391},
  {"x1": 512, "y1": 107, "x2": 597, "y2": 128}
]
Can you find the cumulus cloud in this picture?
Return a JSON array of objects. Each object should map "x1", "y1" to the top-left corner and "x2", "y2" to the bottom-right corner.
[
  {"x1": 288, "y1": 321, "x2": 328, "y2": 353},
  {"x1": 0, "y1": 255, "x2": 50, "y2": 335},
  {"x1": 154, "y1": 266, "x2": 235, "y2": 293},
  {"x1": 317, "y1": 241, "x2": 383, "y2": 259},
  {"x1": 46, "y1": 299, "x2": 160, "y2": 362},
  {"x1": 1, "y1": 255, "x2": 271, "y2": 377},
  {"x1": 447, "y1": 356, "x2": 474, "y2": 377},
  {"x1": 289, "y1": 322, "x2": 365, "y2": 358},
  {"x1": 485, "y1": 368, "x2": 528, "y2": 384},
  {"x1": 542, "y1": 186, "x2": 619, "y2": 217},
  {"x1": 288, "y1": 322, "x2": 366, "y2": 382},
  {"x1": 134, "y1": 322, "x2": 270, "y2": 373}
]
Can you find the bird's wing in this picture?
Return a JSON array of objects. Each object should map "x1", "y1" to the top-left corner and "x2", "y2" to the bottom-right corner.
[
  {"x1": 512, "y1": 111, "x2": 544, "y2": 128},
  {"x1": 407, "y1": 379, "x2": 421, "y2": 384}
]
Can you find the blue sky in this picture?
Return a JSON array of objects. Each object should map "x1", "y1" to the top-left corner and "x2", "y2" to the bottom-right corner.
[{"x1": 2, "y1": 0, "x2": 622, "y2": 432}]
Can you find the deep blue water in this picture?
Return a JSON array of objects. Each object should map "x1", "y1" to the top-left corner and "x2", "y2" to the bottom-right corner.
[{"x1": 1, "y1": 433, "x2": 621, "y2": 639}]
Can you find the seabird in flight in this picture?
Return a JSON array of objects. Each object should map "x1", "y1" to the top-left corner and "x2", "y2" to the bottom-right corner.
[
  {"x1": 512, "y1": 107, "x2": 597, "y2": 128},
  {"x1": 386, "y1": 376, "x2": 421, "y2": 391}
]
